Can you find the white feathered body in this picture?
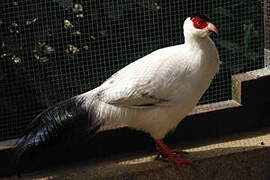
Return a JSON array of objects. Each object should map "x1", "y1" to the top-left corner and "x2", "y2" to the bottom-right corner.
[
  {"x1": 80, "y1": 36, "x2": 219, "y2": 139},
  {"x1": 14, "y1": 17, "x2": 220, "y2": 168}
]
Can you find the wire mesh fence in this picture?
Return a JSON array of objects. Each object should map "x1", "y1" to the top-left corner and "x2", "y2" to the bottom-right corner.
[
  {"x1": 0, "y1": 0, "x2": 265, "y2": 141},
  {"x1": 265, "y1": 0, "x2": 270, "y2": 51}
]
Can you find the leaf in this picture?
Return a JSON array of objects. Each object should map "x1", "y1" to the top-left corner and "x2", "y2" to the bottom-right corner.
[
  {"x1": 73, "y1": 3, "x2": 83, "y2": 13},
  {"x1": 71, "y1": 31, "x2": 81, "y2": 35},
  {"x1": 65, "y1": 44, "x2": 80, "y2": 54},
  {"x1": 64, "y1": 19, "x2": 74, "y2": 29},
  {"x1": 43, "y1": 45, "x2": 55, "y2": 55},
  {"x1": 37, "y1": 41, "x2": 46, "y2": 47},
  {"x1": 100, "y1": 30, "x2": 108, "y2": 37},
  {"x1": 11, "y1": 56, "x2": 22, "y2": 63},
  {"x1": 26, "y1": 18, "x2": 38, "y2": 25},
  {"x1": 38, "y1": 57, "x2": 49, "y2": 63}
]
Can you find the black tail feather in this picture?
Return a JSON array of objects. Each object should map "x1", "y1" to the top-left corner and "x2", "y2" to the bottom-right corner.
[{"x1": 12, "y1": 95, "x2": 101, "y2": 172}]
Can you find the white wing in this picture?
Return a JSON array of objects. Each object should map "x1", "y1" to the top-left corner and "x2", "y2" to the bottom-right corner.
[{"x1": 96, "y1": 45, "x2": 187, "y2": 108}]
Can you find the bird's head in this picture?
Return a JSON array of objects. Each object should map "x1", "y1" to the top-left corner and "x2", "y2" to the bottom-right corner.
[{"x1": 183, "y1": 15, "x2": 218, "y2": 39}]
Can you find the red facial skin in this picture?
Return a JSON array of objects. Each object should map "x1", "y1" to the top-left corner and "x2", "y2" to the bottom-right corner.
[{"x1": 191, "y1": 17, "x2": 208, "y2": 29}]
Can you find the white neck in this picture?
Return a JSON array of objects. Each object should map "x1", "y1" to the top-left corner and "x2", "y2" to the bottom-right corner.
[{"x1": 184, "y1": 34, "x2": 213, "y2": 50}]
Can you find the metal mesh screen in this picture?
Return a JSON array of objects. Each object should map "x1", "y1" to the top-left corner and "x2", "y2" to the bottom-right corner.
[
  {"x1": 265, "y1": 0, "x2": 270, "y2": 51},
  {"x1": 0, "y1": 0, "x2": 264, "y2": 141}
]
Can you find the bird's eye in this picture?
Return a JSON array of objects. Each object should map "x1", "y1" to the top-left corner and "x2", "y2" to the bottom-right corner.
[{"x1": 191, "y1": 17, "x2": 208, "y2": 29}]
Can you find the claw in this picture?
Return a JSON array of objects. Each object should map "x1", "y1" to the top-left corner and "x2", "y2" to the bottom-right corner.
[{"x1": 155, "y1": 139, "x2": 194, "y2": 180}]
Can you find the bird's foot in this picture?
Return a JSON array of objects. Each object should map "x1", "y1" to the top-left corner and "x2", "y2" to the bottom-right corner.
[
  {"x1": 155, "y1": 139, "x2": 189, "y2": 157},
  {"x1": 167, "y1": 155, "x2": 193, "y2": 179},
  {"x1": 156, "y1": 145, "x2": 188, "y2": 157},
  {"x1": 155, "y1": 139, "x2": 194, "y2": 180}
]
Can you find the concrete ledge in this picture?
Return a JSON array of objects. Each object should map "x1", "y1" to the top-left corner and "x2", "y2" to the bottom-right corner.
[
  {"x1": 4, "y1": 128, "x2": 270, "y2": 180},
  {"x1": 232, "y1": 68, "x2": 270, "y2": 105}
]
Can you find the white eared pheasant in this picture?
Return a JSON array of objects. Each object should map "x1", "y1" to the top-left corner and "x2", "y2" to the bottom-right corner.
[{"x1": 14, "y1": 15, "x2": 219, "y2": 177}]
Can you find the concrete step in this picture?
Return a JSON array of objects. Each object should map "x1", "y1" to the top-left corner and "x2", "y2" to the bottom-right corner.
[{"x1": 3, "y1": 128, "x2": 270, "y2": 180}]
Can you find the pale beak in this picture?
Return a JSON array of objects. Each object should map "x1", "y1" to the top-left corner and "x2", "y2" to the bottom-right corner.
[{"x1": 207, "y1": 22, "x2": 218, "y2": 34}]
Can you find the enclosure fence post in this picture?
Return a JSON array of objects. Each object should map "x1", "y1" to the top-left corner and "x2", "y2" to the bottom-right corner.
[{"x1": 264, "y1": 0, "x2": 270, "y2": 67}]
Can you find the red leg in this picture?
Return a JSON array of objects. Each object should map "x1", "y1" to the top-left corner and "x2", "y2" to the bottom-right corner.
[
  {"x1": 155, "y1": 139, "x2": 193, "y2": 179},
  {"x1": 156, "y1": 143, "x2": 187, "y2": 156}
]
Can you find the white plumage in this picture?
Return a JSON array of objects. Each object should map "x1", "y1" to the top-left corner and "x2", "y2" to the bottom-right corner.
[
  {"x1": 81, "y1": 17, "x2": 219, "y2": 139},
  {"x1": 14, "y1": 16, "x2": 219, "y2": 175}
]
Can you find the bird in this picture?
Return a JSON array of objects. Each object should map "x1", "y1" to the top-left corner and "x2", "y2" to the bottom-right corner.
[{"x1": 13, "y1": 15, "x2": 219, "y2": 178}]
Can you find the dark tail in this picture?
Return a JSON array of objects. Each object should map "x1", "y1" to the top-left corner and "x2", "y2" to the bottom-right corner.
[{"x1": 12, "y1": 95, "x2": 102, "y2": 172}]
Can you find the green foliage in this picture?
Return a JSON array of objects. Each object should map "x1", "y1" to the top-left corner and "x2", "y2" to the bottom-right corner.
[
  {"x1": 217, "y1": 39, "x2": 240, "y2": 54},
  {"x1": 212, "y1": 1, "x2": 263, "y2": 74}
]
